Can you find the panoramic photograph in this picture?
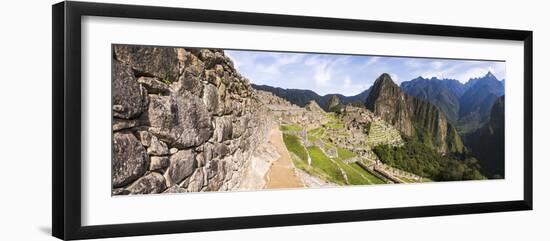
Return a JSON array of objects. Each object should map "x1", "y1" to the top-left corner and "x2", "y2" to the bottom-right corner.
[{"x1": 111, "y1": 45, "x2": 505, "y2": 195}]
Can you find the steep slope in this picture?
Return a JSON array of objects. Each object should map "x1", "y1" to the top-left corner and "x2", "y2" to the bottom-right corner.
[
  {"x1": 458, "y1": 72, "x2": 504, "y2": 133},
  {"x1": 465, "y1": 96, "x2": 505, "y2": 178},
  {"x1": 304, "y1": 100, "x2": 325, "y2": 113},
  {"x1": 365, "y1": 73, "x2": 464, "y2": 154},
  {"x1": 400, "y1": 77, "x2": 465, "y2": 123},
  {"x1": 251, "y1": 84, "x2": 371, "y2": 111},
  {"x1": 326, "y1": 95, "x2": 343, "y2": 112}
]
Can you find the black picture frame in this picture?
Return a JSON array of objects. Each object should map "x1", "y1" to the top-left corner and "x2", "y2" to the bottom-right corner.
[{"x1": 52, "y1": 1, "x2": 533, "y2": 240}]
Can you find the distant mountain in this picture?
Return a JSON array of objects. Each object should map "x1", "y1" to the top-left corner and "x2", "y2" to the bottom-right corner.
[
  {"x1": 304, "y1": 100, "x2": 325, "y2": 113},
  {"x1": 465, "y1": 96, "x2": 505, "y2": 178},
  {"x1": 400, "y1": 77, "x2": 465, "y2": 123},
  {"x1": 326, "y1": 95, "x2": 343, "y2": 112},
  {"x1": 399, "y1": 72, "x2": 504, "y2": 134},
  {"x1": 251, "y1": 84, "x2": 371, "y2": 111},
  {"x1": 458, "y1": 72, "x2": 504, "y2": 133},
  {"x1": 365, "y1": 73, "x2": 464, "y2": 154}
]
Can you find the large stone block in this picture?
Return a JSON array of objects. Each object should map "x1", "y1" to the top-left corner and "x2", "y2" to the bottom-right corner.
[
  {"x1": 141, "y1": 92, "x2": 213, "y2": 148},
  {"x1": 126, "y1": 172, "x2": 167, "y2": 194},
  {"x1": 114, "y1": 45, "x2": 180, "y2": 82},
  {"x1": 165, "y1": 150, "x2": 196, "y2": 186},
  {"x1": 112, "y1": 132, "x2": 150, "y2": 188},
  {"x1": 112, "y1": 61, "x2": 147, "y2": 119}
]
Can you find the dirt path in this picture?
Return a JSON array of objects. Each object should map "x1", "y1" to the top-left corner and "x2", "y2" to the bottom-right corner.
[{"x1": 264, "y1": 126, "x2": 305, "y2": 189}]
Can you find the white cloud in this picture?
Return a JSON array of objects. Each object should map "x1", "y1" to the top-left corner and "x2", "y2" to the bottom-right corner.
[
  {"x1": 455, "y1": 66, "x2": 495, "y2": 82},
  {"x1": 343, "y1": 76, "x2": 352, "y2": 88},
  {"x1": 226, "y1": 49, "x2": 506, "y2": 95},
  {"x1": 404, "y1": 60, "x2": 423, "y2": 68},
  {"x1": 365, "y1": 56, "x2": 380, "y2": 66},
  {"x1": 305, "y1": 56, "x2": 348, "y2": 87},
  {"x1": 417, "y1": 62, "x2": 504, "y2": 83},
  {"x1": 253, "y1": 53, "x2": 304, "y2": 75},
  {"x1": 431, "y1": 61, "x2": 444, "y2": 69},
  {"x1": 390, "y1": 73, "x2": 400, "y2": 82}
]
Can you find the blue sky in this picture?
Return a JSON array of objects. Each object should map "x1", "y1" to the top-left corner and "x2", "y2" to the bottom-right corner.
[{"x1": 225, "y1": 50, "x2": 505, "y2": 96}]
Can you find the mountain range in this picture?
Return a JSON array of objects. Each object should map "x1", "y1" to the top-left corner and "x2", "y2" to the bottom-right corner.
[
  {"x1": 400, "y1": 72, "x2": 504, "y2": 133},
  {"x1": 251, "y1": 84, "x2": 371, "y2": 111}
]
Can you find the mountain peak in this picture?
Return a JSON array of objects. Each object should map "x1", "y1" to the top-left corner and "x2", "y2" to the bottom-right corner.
[
  {"x1": 485, "y1": 71, "x2": 496, "y2": 79},
  {"x1": 474, "y1": 71, "x2": 498, "y2": 82},
  {"x1": 326, "y1": 95, "x2": 342, "y2": 112},
  {"x1": 305, "y1": 100, "x2": 325, "y2": 113},
  {"x1": 373, "y1": 73, "x2": 398, "y2": 88}
]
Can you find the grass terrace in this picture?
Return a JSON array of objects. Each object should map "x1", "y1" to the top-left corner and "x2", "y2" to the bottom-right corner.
[
  {"x1": 282, "y1": 133, "x2": 309, "y2": 161},
  {"x1": 337, "y1": 147, "x2": 356, "y2": 160},
  {"x1": 307, "y1": 146, "x2": 345, "y2": 184},
  {"x1": 280, "y1": 124, "x2": 303, "y2": 132}
]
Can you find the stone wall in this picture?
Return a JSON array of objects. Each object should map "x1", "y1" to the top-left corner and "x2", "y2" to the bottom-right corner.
[{"x1": 111, "y1": 45, "x2": 271, "y2": 195}]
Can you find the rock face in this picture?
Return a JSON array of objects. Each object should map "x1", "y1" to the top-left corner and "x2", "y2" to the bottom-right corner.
[
  {"x1": 400, "y1": 76, "x2": 465, "y2": 124},
  {"x1": 326, "y1": 95, "x2": 342, "y2": 112},
  {"x1": 111, "y1": 45, "x2": 271, "y2": 195},
  {"x1": 112, "y1": 61, "x2": 147, "y2": 119},
  {"x1": 112, "y1": 132, "x2": 150, "y2": 188},
  {"x1": 365, "y1": 73, "x2": 464, "y2": 154},
  {"x1": 466, "y1": 96, "x2": 505, "y2": 178},
  {"x1": 304, "y1": 100, "x2": 325, "y2": 113}
]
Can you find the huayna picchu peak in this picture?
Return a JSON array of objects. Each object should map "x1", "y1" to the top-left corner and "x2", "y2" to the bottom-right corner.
[{"x1": 366, "y1": 73, "x2": 464, "y2": 154}]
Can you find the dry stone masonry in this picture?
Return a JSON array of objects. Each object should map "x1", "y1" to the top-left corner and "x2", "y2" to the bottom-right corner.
[{"x1": 112, "y1": 45, "x2": 271, "y2": 195}]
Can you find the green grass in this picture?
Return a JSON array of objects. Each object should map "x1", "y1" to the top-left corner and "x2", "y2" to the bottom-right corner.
[
  {"x1": 324, "y1": 142, "x2": 335, "y2": 150},
  {"x1": 280, "y1": 124, "x2": 303, "y2": 132},
  {"x1": 323, "y1": 113, "x2": 345, "y2": 129},
  {"x1": 307, "y1": 146, "x2": 345, "y2": 184},
  {"x1": 282, "y1": 124, "x2": 387, "y2": 186},
  {"x1": 398, "y1": 176, "x2": 419, "y2": 183},
  {"x1": 337, "y1": 147, "x2": 356, "y2": 160},
  {"x1": 348, "y1": 162, "x2": 386, "y2": 184},
  {"x1": 334, "y1": 160, "x2": 371, "y2": 185},
  {"x1": 421, "y1": 177, "x2": 433, "y2": 182},
  {"x1": 325, "y1": 113, "x2": 338, "y2": 121},
  {"x1": 327, "y1": 122, "x2": 344, "y2": 129},
  {"x1": 290, "y1": 154, "x2": 309, "y2": 172},
  {"x1": 308, "y1": 127, "x2": 325, "y2": 138},
  {"x1": 282, "y1": 134, "x2": 308, "y2": 161},
  {"x1": 307, "y1": 134, "x2": 318, "y2": 143}
]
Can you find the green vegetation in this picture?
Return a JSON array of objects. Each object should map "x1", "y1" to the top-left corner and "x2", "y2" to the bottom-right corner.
[
  {"x1": 338, "y1": 161, "x2": 386, "y2": 185},
  {"x1": 336, "y1": 147, "x2": 356, "y2": 160},
  {"x1": 280, "y1": 124, "x2": 303, "y2": 132},
  {"x1": 282, "y1": 134, "x2": 308, "y2": 161},
  {"x1": 307, "y1": 146, "x2": 345, "y2": 184},
  {"x1": 322, "y1": 113, "x2": 345, "y2": 129},
  {"x1": 278, "y1": 118, "x2": 387, "y2": 186},
  {"x1": 307, "y1": 134, "x2": 318, "y2": 143},
  {"x1": 334, "y1": 160, "x2": 370, "y2": 185},
  {"x1": 161, "y1": 78, "x2": 172, "y2": 85},
  {"x1": 308, "y1": 127, "x2": 325, "y2": 138},
  {"x1": 398, "y1": 176, "x2": 418, "y2": 183},
  {"x1": 290, "y1": 154, "x2": 309, "y2": 173},
  {"x1": 373, "y1": 140, "x2": 485, "y2": 181},
  {"x1": 349, "y1": 162, "x2": 386, "y2": 184}
]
